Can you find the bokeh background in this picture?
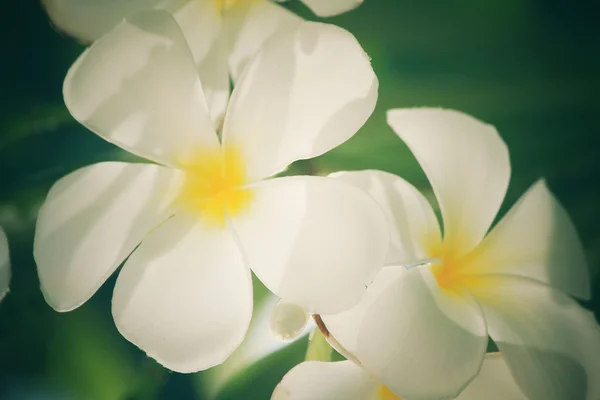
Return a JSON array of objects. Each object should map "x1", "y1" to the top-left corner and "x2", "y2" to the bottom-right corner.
[{"x1": 1, "y1": 0, "x2": 599, "y2": 398}]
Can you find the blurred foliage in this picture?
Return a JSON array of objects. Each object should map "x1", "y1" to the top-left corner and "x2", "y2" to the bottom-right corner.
[{"x1": 1, "y1": 0, "x2": 599, "y2": 399}]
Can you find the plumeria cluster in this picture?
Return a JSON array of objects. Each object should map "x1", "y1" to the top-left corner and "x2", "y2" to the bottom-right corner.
[{"x1": 20, "y1": 0, "x2": 598, "y2": 399}]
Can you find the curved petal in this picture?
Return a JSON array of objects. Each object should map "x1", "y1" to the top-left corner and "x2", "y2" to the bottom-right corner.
[
  {"x1": 0, "y1": 226, "x2": 10, "y2": 302},
  {"x1": 42, "y1": 0, "x2": 164, "y2": 42},
  {"x1": 457, "y1": 353, "x2": 526, "y2": 400},
  {"x1": 197, "y1": 33, "x2": 231, "y2": 130},
  {"x1": 387, "y1": 108, "x2": 510, "y2": 257},
  {"x1": 223, "y1": 0, "x2": 302, "y2": 82},
  {"x1": 172, "y1": 0, "x2": 221, "y2": 67},
  {"x1": 328, "y1": 267, "x2": 488, "y2": 400},
  {"x1": 470, "y1": 276, "x2": 600, "y2": 400},
  {"x1": 331, "y1": 170, "x2": 441, "y2": 266},
  {"x1": 112, "y1": 213, "x2": 253, "y2": 373},
  {"x1": 462, "y1": 180, "x2": 590, "y2": 299},
  {"x1": 223, "y1": 22, "x2": 378, "y2": 181},
  {"x1": 230, "y1": 176, "x2": 388, "y2": 314},
  {"x1": 64, "y1": 10, "x2": 218, "y2": 167},
  {"x1": 34, "y1": 162, "x2": 182, "y2": 311},
  {"x1": 272, "y1": 361, "x2": 379, "y2": 400},
  {"x1": 270, "y1": 300, "x2": 310, "y2": 342},
  {"x1": 300, "y1": 0, "x2": 363, "y2": 17}
]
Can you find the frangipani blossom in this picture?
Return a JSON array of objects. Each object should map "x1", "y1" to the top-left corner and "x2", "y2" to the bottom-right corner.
[
  {"x1": 0, "y1": 226, "x2": 10, "y2": 302},
  {"x1": 43, "y1": 0, "x2": 362, "y2": 126},
  {"x1": 272, "y1": 353, "x2": 527, "y2": 400},
  {"x1": 34, "y1": 12, "x2": 388, "y2": 372},
  {"x1": 321, "y1": 108, "x2": 600, "y2": 400}
]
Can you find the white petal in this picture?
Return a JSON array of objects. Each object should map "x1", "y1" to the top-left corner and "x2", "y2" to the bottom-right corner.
[
  {"x1": 64, "y1": 10, "x2": 218, "y2": 167},
  {"x1": 328, "y1": 267, "x2": 488, "y2": 400},
  {"x1": 112, "y1": 213, "x2": 253, "y2": 373},
  {"x1": 272, "y1": 361, "x2": 379, "y2": 400},
  {"x1": 197, "y1": 34, "x2": 231, "y2": 130},
  {"x1": 457, "y1": 353, "x2": 526, "y2": 400},
  {"x1": 470, "y1": 276, "x2": 600, "y2": 400},
  {"x1": 300, "y1": 0, "x2": 363, "y2": 17},
  {"x1": 34, "y1": 162, "x2": 181, "y2": 311},
  {"x1": 387, "y1": 108, "x2": 510, "y2": 256},
  {"x1": 0, "y1": 226, "x2": 10, "y2": 302},
  {"x1": 230, "y1": 176, "x2": 388, "y2": 314},
  {"x1": 270, "y1": 300, "x2": 310, "y2": 342},
  {"x1": 172, "y1": 0, "x2": 221, "y2": 67},
  {"x1": 42, "y1": 0, "x2": 164, "y2": 42},
  {"x1": 223, "y1": 22, "x2": 378, "y2": 181},
  {"x1": 331, "y1": 170, "x2": 441, "y2": 266},
  {"x1": 462, "y1": 180, "x2": 590, "y2": 299},
  {"x1": 223, "y1": 0, "x2": 302, "y2": 82}
]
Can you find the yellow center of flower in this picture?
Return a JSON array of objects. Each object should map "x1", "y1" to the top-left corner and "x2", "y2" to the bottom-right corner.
[
  {"x1": 427, "y1": 241, "x2": 488, "y2": 293},
  {"x1": 378, "y1": 385, "x2": 403, "y2": 400},
  {"x1": 215, "y1": 0, "x2": 246, "y2": 12},
  {"x1": 177, "y1": 146, "x2": 253, "y2": 227}
]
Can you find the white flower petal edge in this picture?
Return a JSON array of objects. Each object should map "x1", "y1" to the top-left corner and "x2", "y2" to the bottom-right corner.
[
  {"x1": 387, "y1": 108, "x2": 510, "y2": 257},
  {"x1": 34, "y1": 162, "x2": 182, "y2": 311},
  {"x1": 272, "y1": 354, "x2": 526, "y2": 400},
  {"x1": 224, "y1": 0, "x2": 303, "y2": 82},
  {"x1": 63, "y1": 10, "x2": 219, "y2": 168},
  {"x1": 112, "y1": 213, "x2": 253, "y2": 373},
  {"x1": 300, "y1": 0, "x2": 363, "y2": 18},
  {"x1": 272, "y1": 360, "x2": 379, "y2": 400},
  {"x1": 470, "y1": 276, "x2": 600, "y2": 400},
  {"x1": 223, "y1": 21, "x2": 378, "y2": 182},
  {"x1": 42, "y1": 0, "x2": 165, "y2": 42},
  {"x1": 462, "y1": 179, "x2": 590, "y2": 299},
  {"x1": 230, "y1": 176, "x2": 388, "y2": 314},
  {"x1": 326, "y1": 267, "x2": 488, "y2": 400},
  {"x1": 0, "y1": 226, "x2": 10, "y2": 302},
  {"x1": 330, "y1": 170, "x2": 441, "y2": 266}
]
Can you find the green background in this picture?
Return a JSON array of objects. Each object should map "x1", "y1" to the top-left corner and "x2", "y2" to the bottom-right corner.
[{"x1": 1, "y1": 0, "x2": 599, "y2": 398}]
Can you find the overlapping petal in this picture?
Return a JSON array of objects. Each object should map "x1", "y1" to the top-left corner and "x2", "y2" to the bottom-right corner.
[
  {"x1": 223, "y1": 21, "x2": 378, "y2": 181},
  {"x1": 34, "y1": 162, "x2": 182, "y2": 311},
  {"x1": 272, "y1": 360, "x2": 379, "y2": 400},
  {"x1": 387, "y1": 108, "x2": 510, "y2": 257},
  {"x1": 461, "y1": 180, "x2": 590, "y2": 299},
  {"x1": 64, "y1": 11, "x2": 218, "y2": 167},
  {"x1": 470, "y1": 275, "x2": 600, "y2": 400},
  {"x1": 229, "y1": 176, "x2": 388, "y2": 314},
  {"x1": 300, "y1": 0, "x2": 363, "y2": 17},
  {"x1": 457, "y1": 353, "x2": 526, "y2": 400},
  {"x1": 326, "y1": 267, "x2": 487, "y2": 400},
  {"x1": 42, "y1": 0, "x2": 165, "y2": 42},
  {"x1": 0, "y1": 226, "x2": 10, "y2": 302},
  {"x1": 112, "y1": 213, "x2": 253, "y2": 372},
  {"x1": 223, "y1": 0, "x2": 303, "y2": 82},
  {"x1": 331, "y1": 170, "x2": 441, "y2": 265}
]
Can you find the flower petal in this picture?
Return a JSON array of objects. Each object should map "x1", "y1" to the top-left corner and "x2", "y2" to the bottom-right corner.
[
  {"x1": 42, "y1": 0, "x2": 163, "y2": 42},
  {"x1": 272, "y1": 360, "x2": 379, "y2": 400},
  {"x1": 300, "y1": 0, "x2": 363, "y2": 17},
  {"x1": 331, "y1": 170, "x2": 441, "y2": 266},
  {"x1": 461, "y1": 180, "x2": 590, "y2": 300},
  {"x1": 387, "y1": 108, "x2": 510, "y2": 256},
  {"x1": 223, "y1": 22, "x2": 378, "y2": 181},
  {"x1": 34, "y1": 162, "x2": 181, "y2": 311},
  {"x1": 112, "y1": 213, "x2": 253, "y2": 373},
  {"x1": 64, "y1": 10, "x2": 218, "y2": 167},
  {"x1": 223, "y1": 0, "x2": 302, "y2": 82},
  {"x1": 230, "y1": 176, "x2": 388, "y2": 314},
  {"x1": 0, "y1": 226, "x2": 10, "y2": 302},
  {"x1": 270, "y1": 300, "x2": 310, "y2": 342},
  {"x1": 197, "y1": 34, "x2": 231, "y2": 130},
  {"x1": 457, "y1": 353, "x2": 527, "y2": 400},
  {"x1": 327, "y1": 267, "x2": 488, "y2": 400},
  {"x1": 470, "y1": 276, "x2": 600, "y2": 400},
  {"x1": 172, "y1": 0, "x2": 221, "y2": 67}
]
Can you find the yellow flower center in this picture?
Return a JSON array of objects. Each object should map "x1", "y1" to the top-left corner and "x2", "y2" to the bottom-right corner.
[
  {"x1": 378, "y1": 385, "x2": 403, "y2": 400},
  {"x1": 177, "y1": 146, "x2": 253, "y2": 228},
  {"x1": 428, "y1": 242, "x2": 488, "y2": 293},
  {"x1": 215, "y1": 0, "x2": 246, "y2": 12}
]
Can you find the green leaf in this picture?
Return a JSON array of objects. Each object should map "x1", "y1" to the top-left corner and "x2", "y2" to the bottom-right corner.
[{"x1": 304, "y1": 326, "x2": 332, "y2": 362}]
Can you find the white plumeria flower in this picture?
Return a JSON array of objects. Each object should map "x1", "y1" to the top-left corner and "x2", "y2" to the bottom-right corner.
[
  {"x1": 43, "y1": 0, "x2": 363, "y2": 126},
  {"x1": 33, "y1": 11, "x2": 388, "y2": 373},
  {"x1": 0, "y1": 226, "x2": 10, "y2": 302},
  {"x1": 272, "y1": 353, "x2": 527, "y2": 400},
  {"x1": 320, "y1": 108, "x2": 600, "y2": 400}
]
